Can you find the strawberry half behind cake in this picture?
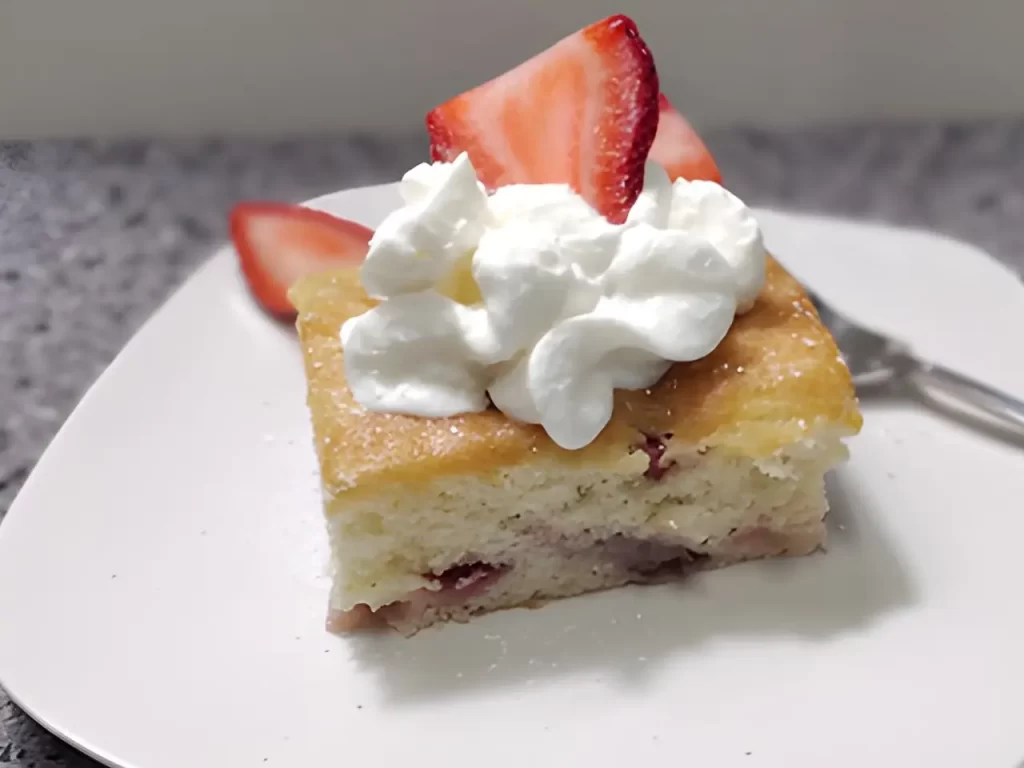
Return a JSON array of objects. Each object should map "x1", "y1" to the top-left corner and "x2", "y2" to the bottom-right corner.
[{"x1": 285, "y1": 14, "x2": 861, "y2": 634}]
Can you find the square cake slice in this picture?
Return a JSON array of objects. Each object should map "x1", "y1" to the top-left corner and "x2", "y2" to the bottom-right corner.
[{"x1": 291, "y1": 257, "x2": 862, "y2": 635}]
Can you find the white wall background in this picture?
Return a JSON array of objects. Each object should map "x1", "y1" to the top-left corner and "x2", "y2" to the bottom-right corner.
[{"x1": 1, "y1": 0, "x2": 1022, "y2": 138}]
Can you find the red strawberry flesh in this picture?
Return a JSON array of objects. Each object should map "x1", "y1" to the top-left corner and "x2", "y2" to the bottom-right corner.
[
  {"x1": 639, "y1": 431, "x2": 677, "y2": 481},
  {"x1": 230, "y1": 202, "x2": 372, "y2": 320},
  {"x1": 650, "y1": 94, "x2": 722, "y2": 184},
  {"x1": 426, "y1": 14, "x2": 659, "y2": 224}
]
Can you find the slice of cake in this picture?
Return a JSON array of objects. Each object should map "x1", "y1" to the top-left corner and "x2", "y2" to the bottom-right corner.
[
  {"x1": 268, "y1": 14, "x2": 862, "y2": 635},
  {"x1": 292, "y1": 257, "x2": 860, "y2": 635}
]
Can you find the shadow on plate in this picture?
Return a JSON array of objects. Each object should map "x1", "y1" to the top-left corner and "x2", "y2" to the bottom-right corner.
[
  {"x1": 857, "y1": 379, "x2": 1024, "y2": 452},
  {"x1": 346, "y1": 469, "x2": 916, "y2": 705}
]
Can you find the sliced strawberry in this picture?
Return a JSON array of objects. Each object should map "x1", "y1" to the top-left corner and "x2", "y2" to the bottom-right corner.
[
  {"x1": 229, "y1": 202, "x2": 372, "y2": 320},
  {"x1": 426, "y1": 14, "x2": 659, "y2": 224},
  {"x1": 649, "y1": 94, "x2": 722, "y2": 184}
]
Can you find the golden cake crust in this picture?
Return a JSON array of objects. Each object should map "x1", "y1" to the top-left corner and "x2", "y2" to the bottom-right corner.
[{"x1": 291, "y1": 257, "x2": 861, "y2": 499}]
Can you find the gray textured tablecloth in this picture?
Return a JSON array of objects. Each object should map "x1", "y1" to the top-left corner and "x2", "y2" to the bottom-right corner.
[{"x1": 2, "y1": 123, "x2": 1024, "y2": 767}]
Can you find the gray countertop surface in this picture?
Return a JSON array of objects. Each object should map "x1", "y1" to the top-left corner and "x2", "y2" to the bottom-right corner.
[{"x1": 2, "y1": 122, "x2": 1024, "y2": 767}]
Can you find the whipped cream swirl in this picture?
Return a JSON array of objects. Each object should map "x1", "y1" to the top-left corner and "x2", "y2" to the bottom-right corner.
[{"x1": 341, "y1": 152, "x2": 766, "y2": 450}]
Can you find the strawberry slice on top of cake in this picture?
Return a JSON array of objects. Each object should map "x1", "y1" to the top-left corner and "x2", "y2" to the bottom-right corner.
[{"x1": 427, "y1": 14, "x2": 660, "y2": 223}]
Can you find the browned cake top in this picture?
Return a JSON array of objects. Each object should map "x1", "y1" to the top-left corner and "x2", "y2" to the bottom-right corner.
[{"x1": 291, "y1": 257, "x2": 861, "y2": 497}]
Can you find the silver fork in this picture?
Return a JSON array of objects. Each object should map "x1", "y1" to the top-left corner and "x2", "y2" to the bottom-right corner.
[{"x1": 805, "y1": 289, "x2": 1024, "y2": 441}]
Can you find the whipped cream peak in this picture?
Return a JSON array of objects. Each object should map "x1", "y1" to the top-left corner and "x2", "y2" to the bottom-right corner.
[
  {"x1": 360, "y1": 152, "x2": 489, "y2": 299},
  {"x1": 341, "y1": 152, "x2": 767, "y2": 450},
  {"x1": 628, "y1": 161, "x2": 765, "y2": 311}
]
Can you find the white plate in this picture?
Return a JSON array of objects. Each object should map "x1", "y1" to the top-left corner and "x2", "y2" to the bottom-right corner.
[{"x1": 1, "y1": 185, "x2": 1023, "y2": 768}]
